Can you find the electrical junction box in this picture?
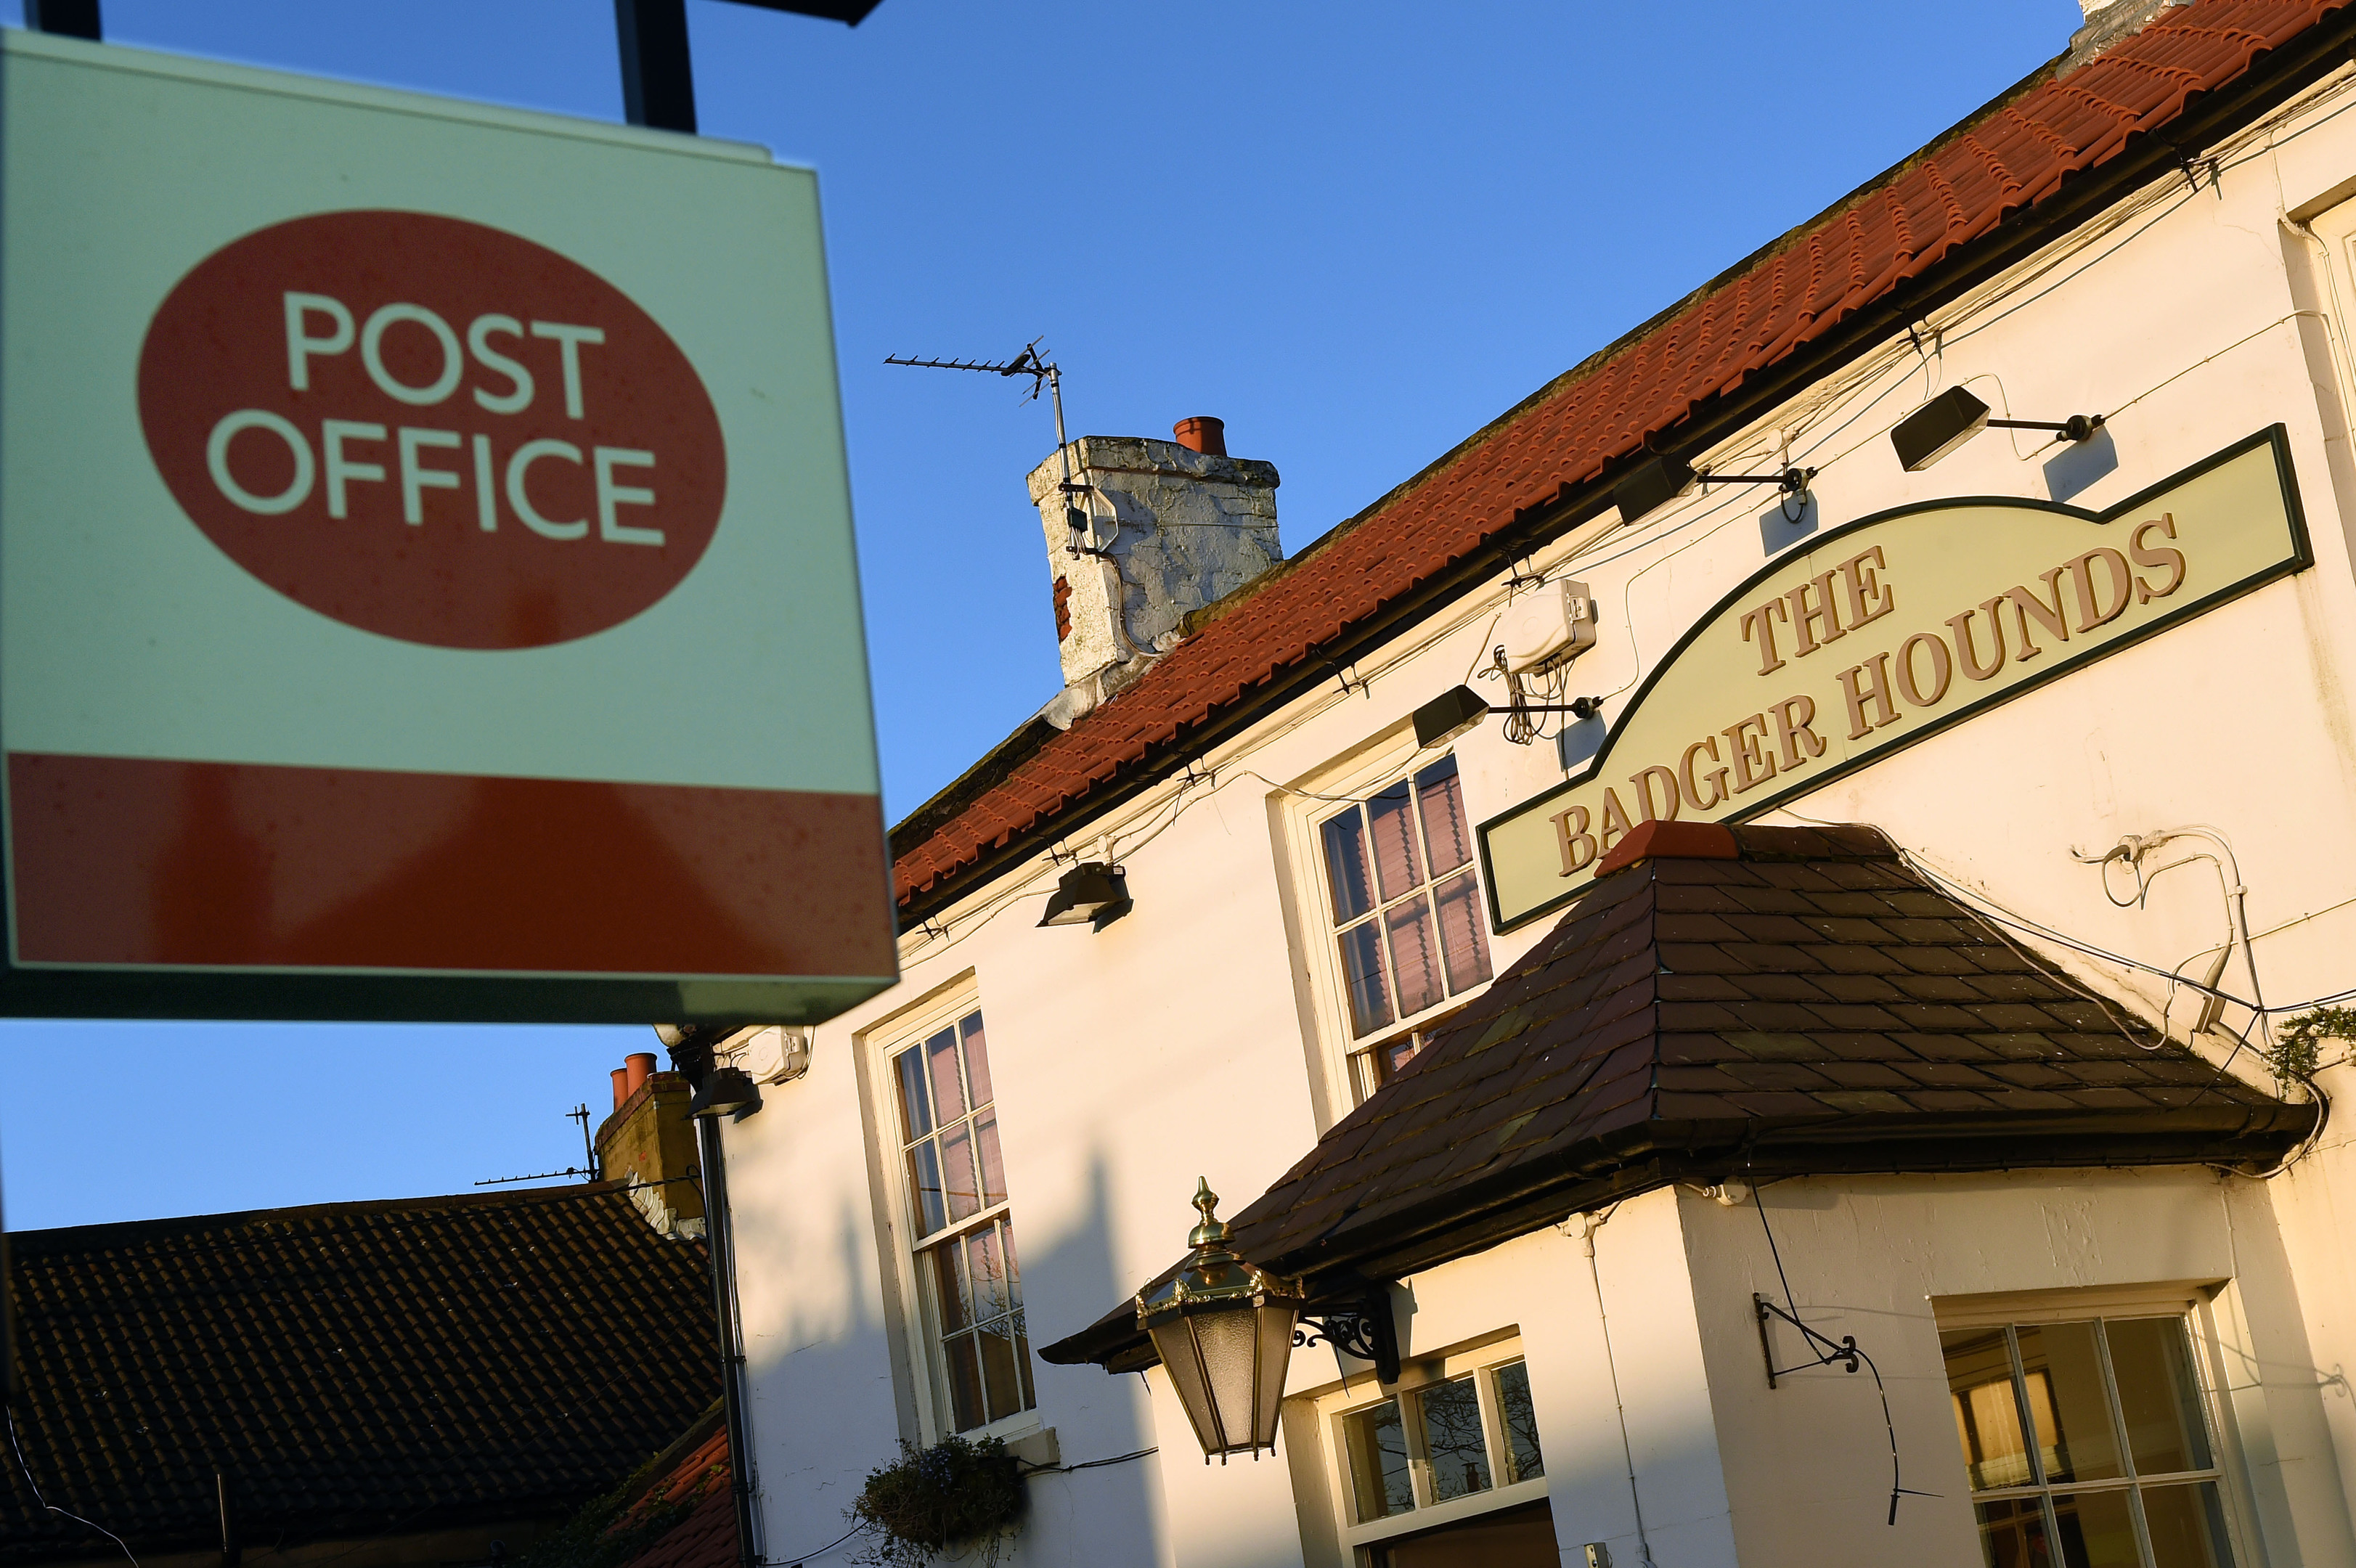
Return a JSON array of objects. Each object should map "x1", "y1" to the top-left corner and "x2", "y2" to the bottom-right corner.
[
  {"x1": 733, "y1": 1025, "x2": 812, "y2": 1085},
  {"x1": 1497, "y1": 579, "x2": 1597, "y2": 674}
]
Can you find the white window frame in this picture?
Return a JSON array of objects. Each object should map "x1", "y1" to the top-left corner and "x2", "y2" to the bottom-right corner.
[
  {"x1": 1931, "y1": 1281, "x2": 2260, "y2": 1568},
  {"x1": 1274, "y1": 727, "x2": 1500, "y2": 1119},
  {"x1": 1294, "y1": 1332, "x2": 1551, "y2": 1566},
  {"x1": 860, "y1": 986, "x2": 1042, "y2": 1446}
]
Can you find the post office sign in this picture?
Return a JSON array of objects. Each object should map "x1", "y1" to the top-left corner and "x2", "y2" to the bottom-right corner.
[
  {"x1": 0, "y1": 31, "x2": 895, "y2": 1021},
  {"x1": 1478, "y1": 428, "x2": 2310, "y2": 931}
]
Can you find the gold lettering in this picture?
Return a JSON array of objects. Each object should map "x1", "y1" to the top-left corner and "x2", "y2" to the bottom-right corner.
[
  {"x1": 1838, "y1": 653, "x2": 1900, "y2": 739},
  {"x1": 2131, "y1": 515, "x2": 2186, "y2": 603},
  {"x1": 1948, "y1": 600, "x2": 2008, "y2": 680},
  {"x1": 1722, "y1": 715, "x2": 1778, "y2": 794},
  {"x1": 1839, "y1": 545, "x2": 1895, "y2": 629},
  {"x1": 1784, "y1": 570, "x2": 1846, "y2": 657},
  {"x1": 1598, "y1": 788, "x2": 1635, "y2": 851},
  {"x1": 1630, "y1": 766, "x2": 1682, "y2": 824},
  {"x1": 1679, "y1": 736, "x2": 1729, "y2": 812},
  {"x1": 1740, "y1": 597, "x2": 1790, "y2": 676},
  {"x1": 1552, "y1": 805, "x2": 1597, "y2": 877},
  {"x1": 2004, "y1": 567, "x2": 2073, "y2": 660},
  {"x1": 1771, "y1": 694, "x2": 1826, "y2": 769},
  {"x1": 2067, "y1": 547, "x2": 2134, "y2": 632},
  {"x1": 1895, "y1": 631, "x2": 1952, "y2": 708}
]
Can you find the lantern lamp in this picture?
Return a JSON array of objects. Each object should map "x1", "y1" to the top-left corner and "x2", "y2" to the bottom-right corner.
[{"x1": 1135, "y1": 1179, "x2": 1305, "y2": 1462}]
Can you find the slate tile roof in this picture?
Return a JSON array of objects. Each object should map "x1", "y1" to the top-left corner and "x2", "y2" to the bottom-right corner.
[
  {"x1": 1043, "y1": 825, "x2": 2312, "y2": 1371},
  {"x1": 2, "y1": 1185, "x2": 717, "y2": 1567},
  {"x1": 895, "y1": 0, "x2": 2354, "y2": 918}
]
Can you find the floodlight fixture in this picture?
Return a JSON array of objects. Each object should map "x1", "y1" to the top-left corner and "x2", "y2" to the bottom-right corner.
[
  {"x1": 1614, "y1": 454, "x2": 1816, "y2": 525},
  {"x1": 1891, "y1": 386, "x2": 2104, "y2": 472},
  {"x1": 1040, "y1": 862, "x2": 1132, "y2": 931},
  {"x1": 1414, "y1": 685, "x2": 1603, "y2": 749},
  {"x1": 688, "y1": 1065, "x2": 762, "y2": 1120}
]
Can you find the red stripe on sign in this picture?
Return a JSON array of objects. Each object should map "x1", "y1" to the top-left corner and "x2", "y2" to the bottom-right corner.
[{"x1": 7, "y1": 754, "x2": 895, "y2": 976}]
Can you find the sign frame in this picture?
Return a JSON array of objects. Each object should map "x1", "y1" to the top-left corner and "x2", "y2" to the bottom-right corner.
[{"x1": 1475, "y1": 425, "x2": 2313, "y2": 934}]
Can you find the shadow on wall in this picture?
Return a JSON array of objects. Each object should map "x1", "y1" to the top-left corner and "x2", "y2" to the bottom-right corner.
[{"x1": 1018, "y1": 1147, "x2": 1162, "y2": 1567}]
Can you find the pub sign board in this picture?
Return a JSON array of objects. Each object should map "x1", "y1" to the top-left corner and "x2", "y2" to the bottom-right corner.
[
  {"x1": 1478, "y1": 427, "x2": 2311, "y2": 932},
  {"x1": 0, "y1": 32, "x2": 897, "y2": 1022}
]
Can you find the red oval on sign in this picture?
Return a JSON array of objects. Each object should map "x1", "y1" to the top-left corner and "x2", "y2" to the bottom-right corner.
[{"x1": 137, "y1": 211, "x2": 726, "y2": 650}]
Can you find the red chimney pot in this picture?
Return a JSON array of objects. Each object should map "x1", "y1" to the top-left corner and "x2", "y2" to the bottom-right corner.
[
  {"x1": 1173, "y1": 416, "x2": 1226, "y2": 457},
  {"x1": 611, "y1": 1068, "x2": 631, "y2": 1111},
  {"x1": 624, "y1": 1052, "x2": 656, "y2": 1101}
]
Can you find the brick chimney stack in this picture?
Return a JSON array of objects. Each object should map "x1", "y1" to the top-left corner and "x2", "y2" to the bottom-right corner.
[
  {"x1": 595, "y1": 1054, "x2": 705, "y2": 1238},
  {"x1": 1028, "y1": 419, "x2": 1280, "y2": 719}
]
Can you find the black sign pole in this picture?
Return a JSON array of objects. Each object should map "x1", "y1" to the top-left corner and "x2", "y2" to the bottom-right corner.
[
  {"x1": 23, "y1": 0, "x2": 101, "y2": 41},
  {"x1": 614, "y1": 0, "x2": 698, "y2": 133}
]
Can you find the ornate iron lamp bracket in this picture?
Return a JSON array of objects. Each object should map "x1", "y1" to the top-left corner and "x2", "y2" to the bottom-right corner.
[{"x1": 1294, "y1": 1287, "x2": 1401, "y2": 1386}]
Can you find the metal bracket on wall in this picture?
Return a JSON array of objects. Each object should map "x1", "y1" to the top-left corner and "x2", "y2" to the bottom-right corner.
[
  {"x1": 1295, "y1": 1286, "x2": 1401, "y2": 1386},
  {"x1": 1753, "y1": 1291, "x2": 1859, "y2": 1389}
]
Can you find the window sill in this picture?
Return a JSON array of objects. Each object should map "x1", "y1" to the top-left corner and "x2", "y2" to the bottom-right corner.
[{"x1": 1341, "y1": 1474, "x2": 1550, "y2": 1551}]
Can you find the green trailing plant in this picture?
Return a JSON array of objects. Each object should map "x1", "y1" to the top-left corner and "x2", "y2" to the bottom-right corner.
[
  {"x1": 849, "y1": 1435, "x2": 1024, "y2": 1567},
  {"x1": 2271, "y1": 1005, "x2": 2356, "y2": 1089},
  {"x1": 516, "y1": 1453, "x2": 712, "y2": 1568}
]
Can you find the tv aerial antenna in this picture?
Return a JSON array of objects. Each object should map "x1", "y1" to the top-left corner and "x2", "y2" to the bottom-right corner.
[
  {"x1": 884, "y1": 338, "x2": 1112, "y2": 560},
  {"x1": 473, "y1": 1102, "x2": 600, "y2": 1187}
]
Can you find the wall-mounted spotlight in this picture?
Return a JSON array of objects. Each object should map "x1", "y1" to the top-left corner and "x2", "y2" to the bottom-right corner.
[
  {"x1": 1413, "y1": 685, "x2": 1602, "y2": 750},
  {"x1": 1890, "y1": 385, "x2": 2103, "y2": 472},
  {"x1": 1040, "y1": 861, "x2": 1133, "y2": 931},
  {"x1": 688, "y1": 1065, "x2": 762, "y2": 1121},
  {"x1": 1613, "y1": 454, "x2": 1815, "y2": 525}
]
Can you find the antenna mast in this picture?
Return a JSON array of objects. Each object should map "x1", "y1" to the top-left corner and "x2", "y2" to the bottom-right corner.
[{"x1": 884, "y1": 340, "x2": 1111, "y2": 560}]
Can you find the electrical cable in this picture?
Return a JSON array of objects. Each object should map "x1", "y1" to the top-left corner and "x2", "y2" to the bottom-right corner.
[
  {"x1": 1748, "y1": 1182, "x2": 1933, "y2": 1527},
  {"x1": 1015, "y1": 1446, "x2": 1157, "y2": 1476},
  {"x1": 765, "y1": 1520, "x2": 861, "y2": 1567},
  {"x1": 1568, "y1": 1206, "x2": 1658, "y2": 1568},
  {"x1": 6, "y1": 1410, "x2": 140, "y2": 1568}
]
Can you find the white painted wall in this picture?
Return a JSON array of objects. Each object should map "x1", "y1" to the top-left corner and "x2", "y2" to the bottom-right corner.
[{"x1": 719, "y1": 58, "x2": 2356, "y2": 1568}]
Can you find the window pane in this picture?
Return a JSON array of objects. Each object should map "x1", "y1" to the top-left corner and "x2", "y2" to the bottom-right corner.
[
  {"x1": 1386, "y1": 900, "x2": 1444, "y2": 1018},
  {"x1": 1001, "y1": 1220, "x2": 1022, "y2": 1301},
  {"x1": 1418, "y1": 1375, "x2": 1491, "y2": 1503},
  {"x1": 961, "y1": 1012, "x2": 993, "y2": 1108},
  {"x1": 2015, "y1": 1322, "x2": 2124, "y2": 1484},
  {"x1": 1322, "y1": 808, "x2": 1377, "y2": 924},
  {"x1": 1368, "y1": 781, "x2": 1422, "y2": 904},
  {"x1": 1432, "y1": 870, "x2": 1494, "y2": 994},
  {"x1": 1014, "y1": 1312, "x2": 1035, "y2": 1408},
  {"x1": 1973, "y1": 1498, "x2": 2053, "y2": 1568},
  {"x1": 926, "y1": 1026, "x2": 966, "y2": 1123},
  {"x1": 894, "y1": 1047, "x2": 932, "y2": 1140},
  {"x1": 938, "y1": 1123, "x2": 981, "y2": 1222},
  {"x1": 2140, "y1": 1481, "x2": 2233, "y2": 1568},
  {"x1": 975, "y1": 1111, "x2": 1007, "y2": 1209},
  {"x1": 942, "y1": 1332, "x2": 987, "y2": 1433},
  {"x1": 1344, "y1": 1399, "x2": 1414, "y2": 1521},
  {"x1": 979, "y1": 1321, "x2": 1026, "y2": 1424},
  {"x1": 1414, "y1": 756, "x2": 1474, "y2": 878},
  {"x1": 928, "y1": 1244, "x2": 970, "y2": 1334},
  {"x1": 967, "y1": 1224, "x2": 1012, "y2": 1322},
  {"x1": 1944, "y1": 1327, "x2": 2037, "y2": 1491},
  {"x1": 1494, "y1": 1361, "x2": 1543, "y2": 1483},
  {"x1": 1384, "y1": 1031, "x2": 1428, "y2": 1081},
  {"x1": 2104, "y1": 1318, "x2": 2212, "y2": 1476},
  {"x1": 1340, "y1": 923, "x2": 1394, "y2": 1037},
  {"x1": 2050, "y1": 1487, "x2": 2140, "y2": 1568},
  {"x1": 908, "y1": 1140, "x2": 947, "y2": 1236}
]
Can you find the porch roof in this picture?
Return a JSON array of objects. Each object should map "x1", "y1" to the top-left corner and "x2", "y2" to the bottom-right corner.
[{"x1": 1040, "y1": 823, "x2": 2311, "y2": 1373}]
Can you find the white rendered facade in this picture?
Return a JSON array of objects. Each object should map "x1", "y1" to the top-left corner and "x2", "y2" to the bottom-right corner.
[{"x1": 713, "y1": 32, "x2": 2356, "y2": 1568}]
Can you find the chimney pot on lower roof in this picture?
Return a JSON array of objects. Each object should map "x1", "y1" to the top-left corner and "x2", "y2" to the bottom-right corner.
[
  {"x1": 1173, "y1": 416, "x2": 1226, "y2": 457},
  {"x1": 611, "y1": 1068, "x2": 631, "y2": 1111},
  {"x1": 624, "y1": 1052, "x2": 656, "y2": 1100}
]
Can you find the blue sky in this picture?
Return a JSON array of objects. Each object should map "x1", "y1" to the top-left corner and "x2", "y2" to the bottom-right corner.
[{"x1": 0, "y1": 0, "x2": 2079, "y2": 1230}]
